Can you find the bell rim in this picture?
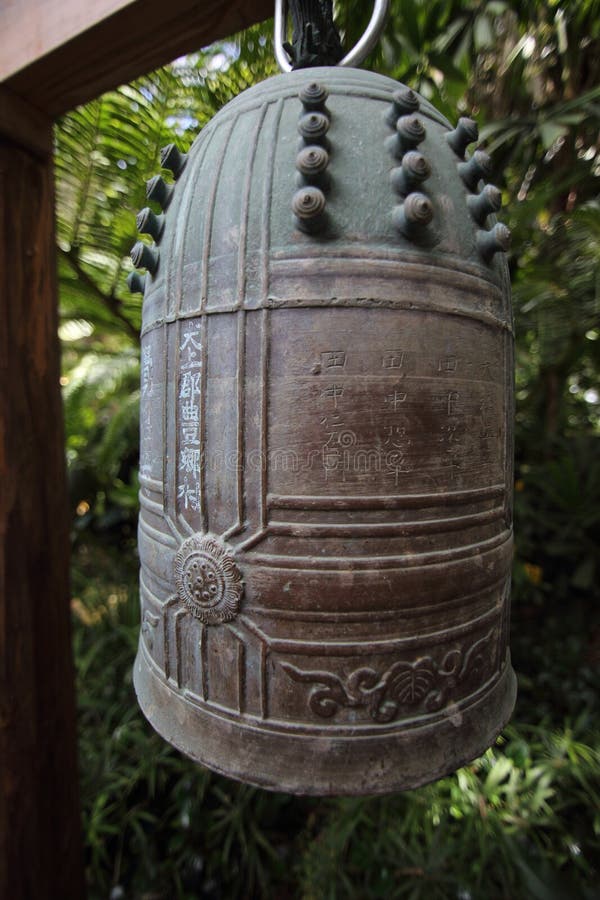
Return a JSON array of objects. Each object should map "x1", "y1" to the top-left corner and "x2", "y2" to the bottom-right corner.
[{"x1": 134, "y1": 641, "x2": 517, "y2": 796}]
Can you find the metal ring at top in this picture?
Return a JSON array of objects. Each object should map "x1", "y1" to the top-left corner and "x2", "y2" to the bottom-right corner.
[{"x1": 274, "y1": 0, "x2": 391, "y2": 73}]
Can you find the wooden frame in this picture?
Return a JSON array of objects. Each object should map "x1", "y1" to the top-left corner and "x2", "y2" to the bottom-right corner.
[{"x1": 0, "y1": 2, "x2": 271, "y2": 896}]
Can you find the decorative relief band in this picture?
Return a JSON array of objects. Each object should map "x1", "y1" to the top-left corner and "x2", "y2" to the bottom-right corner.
[
  {"x1": 281, "y1": 627, "x2": 498, "y2": 722},
  {"x1": 174, "y1": 534, "x2": 243, "y2": 624}
]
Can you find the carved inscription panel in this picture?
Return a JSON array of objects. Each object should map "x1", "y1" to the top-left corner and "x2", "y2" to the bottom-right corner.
[
  {"x1": 176, "y1": 322, "x2": 204, "y2": 516},
  {"x1": 268, "y1": 307, "x2": 507, "y2": 495},
  {"x1": 139, "y1": 327, "x2": 165, "y2": 482}
]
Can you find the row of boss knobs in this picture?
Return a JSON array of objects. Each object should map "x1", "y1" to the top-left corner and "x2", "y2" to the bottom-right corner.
[
  {"x1": 129, "y1": 86, "x2": 511, "y2": 292},
  {"x1": 127, "y1": 143, "x2": 187, "y2": 293},
  {"x1": 385, "y1": 86, "x2": 510, "y2": 260},
  {"x1": 385, "y1": 86, "x2": 433, "y2": 241},
  {"x1": 292, "y1": 82, "x2": 331, "y2": 233},
  {"x1": 290, "y1": 81, "x2": 510, "y2": 259}
]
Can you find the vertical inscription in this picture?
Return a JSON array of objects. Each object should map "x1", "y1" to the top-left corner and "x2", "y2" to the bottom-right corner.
[
  {"x1": 383, "y1": 421, "x2": 413, "y2": 486},
  {"x1": 140, "y1": 343, "x2": 154, "y2": 477},
  {"x1": 177, "y1": 328, "x2": 203, "y2": 514},
  {"x1": 319, "y1": 356, "x2": 354, "y2": 480},
  {"x1": 142, "y1": 345, "x2": 153, "y2": 393},
  {"x1": 433, "y1": 388, "x2": 464, "y2": 482},
  {"x1": 267, "y1": 309, "x2": 506, "y2": 495}
]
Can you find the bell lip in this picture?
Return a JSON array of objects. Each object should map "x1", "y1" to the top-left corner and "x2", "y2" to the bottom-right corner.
[{"x1": 133, "y1": 642, "x2": 517, "y2": 796}]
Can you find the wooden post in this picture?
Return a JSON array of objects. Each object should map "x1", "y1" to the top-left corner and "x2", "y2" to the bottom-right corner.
[{"x1": 0, "y1": 111, "x2": 85, "y2": 898}]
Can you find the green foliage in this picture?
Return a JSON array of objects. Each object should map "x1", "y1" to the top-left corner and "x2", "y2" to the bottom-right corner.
[
  {"x1": 297, "y1": 723, "x2": 600, "y2": 900},
  {"x1": 514, "y1": 436, "x2": 600, "y2": 613},
  {"x1": 63, "y1": 348, "x2": 140, "y2": 539},
  {"x1": 56, "y1": 2, "x2": 600, "y2": 898},
  {"x1": 512, "y1": 203, "x2": 600, "y2": 450}
]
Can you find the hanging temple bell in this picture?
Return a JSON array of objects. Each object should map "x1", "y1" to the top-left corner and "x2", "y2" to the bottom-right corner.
[{"x1": 129, "y1": 2, "x2": 516, "y2": 795}]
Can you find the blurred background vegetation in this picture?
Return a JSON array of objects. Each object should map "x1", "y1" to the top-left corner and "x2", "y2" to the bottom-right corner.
[{"x1": 55, "y1": 0, "x2": 600, "y2": 897}]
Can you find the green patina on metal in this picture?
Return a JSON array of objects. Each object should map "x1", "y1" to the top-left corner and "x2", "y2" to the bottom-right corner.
[{"x1": 129, "y1": 8, "x2": 515, "y2": 795}]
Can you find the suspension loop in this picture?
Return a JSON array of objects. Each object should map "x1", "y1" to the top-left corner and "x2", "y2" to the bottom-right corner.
[{"x1": 274, "y1": 0, "x2": 391, "y2": 73}]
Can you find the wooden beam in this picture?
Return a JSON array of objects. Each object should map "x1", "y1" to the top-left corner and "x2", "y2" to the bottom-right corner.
[
  {"x1": 2, "y1": 0, "x2": 273, "y2": 117},
  {"x1": 0, "y1": 133, "x2": 85, "y2": 900},
  {"x1": 0, "y1": 0, "x2": 137, "y2": 83},
  {"x1": 0, "y1": 87, "x2": 53, "y2": 158}
]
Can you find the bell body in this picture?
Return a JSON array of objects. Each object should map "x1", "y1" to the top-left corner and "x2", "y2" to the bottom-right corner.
[{"x1": 134, "y1": 66, "x2": 516, "y2": 794}]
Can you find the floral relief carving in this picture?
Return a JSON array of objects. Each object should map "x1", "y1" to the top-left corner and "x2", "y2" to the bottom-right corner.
[
  {"x1": 281, "y1": 628, "x2": 498, "y2": 723},
  {"x1": 174, "y1": 534, "x2": 243, "y2": 625}
]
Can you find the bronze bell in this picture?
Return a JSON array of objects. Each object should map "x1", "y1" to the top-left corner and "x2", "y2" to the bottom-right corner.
[{"x1": 130, "y1": 5, "x2": 516, "y2": 795}]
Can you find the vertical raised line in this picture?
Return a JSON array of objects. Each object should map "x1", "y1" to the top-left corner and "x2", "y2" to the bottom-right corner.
[
  {"x1": 162, "y1": 595, "x2": 179, "y2": 682},
  {"x1": 237, "y1": 103, "x2": 269, "y2": 308},
  {"x1": 237, "y1": 639, "x2": 246, "y2": 715},
  {"x1": 260, "y1": 307, "x2": 270, "y2": 529},
  {"x1": 260, "y1": 98, "x2": 284, "y2": 301},
  {"x1": 260, "y1": 643, "x2": 269, "y2": 719},
  {"x1": 236, "y1": 310, "x2": 246, "y2": 531},
  {"x1": 199, "y1": 624, "x2": 207, "y2": 701},
  {"x1": 200, "y1": 118, "x2": 236, "y2": 310},
  {"x1": 174, "y1": 609, "x2": 186, "y2": 688},
  {"x1": 504, "y1": 329, "x2": 513, "y2": 527},
  {"x1": 162, "y1": 605, "x2": 171, "y2": 681},
  {"x1": 171, "y1": 133, "x2": 211, "y2": 319},
  {"x1": 161, "y1": 321, "x2": 169, "y2": 510}
]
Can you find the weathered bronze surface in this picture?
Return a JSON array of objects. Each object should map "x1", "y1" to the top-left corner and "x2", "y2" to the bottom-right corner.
[{"x1": 132, "y1": 66, "x2": 516, "y2": 794}]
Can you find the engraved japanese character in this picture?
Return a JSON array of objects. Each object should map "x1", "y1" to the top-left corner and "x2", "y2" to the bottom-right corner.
[
  {"x1": 447, "y1": 391, "x2": 460, "y2": 416},
  {"x1": 439, "y1": 422, "x2": 459, "y2": 444},
  {"x1": 181, "y1": 401, "x2": 199, "y2": 423},
  {"x1": 179, "y1": 447, "x2": 201, "y2": 478},
  {"x1": 321, "y1": 350, "x2": 346, "y2": 368},
  {"x1": 180, "y1": 330, "x2": 202, "y2": 370},
  {"x1": 320, "y1": 414, "x2": 355, "y2": 448},
  {"x1": 438, "y1": 355, "x2": 458, "y2": 374},
  {"x1": 384, "y1": 423, "x2": 410, "y2": 449},
  {"x1": 179, "y1": 371, "x2": 201, "y2": 401},
  {"x1": 385, "y1": 449, "x2": 409, "y2": 486},
  {"x1": 385, "y1": 390, "x2": 407, "y2": 410},
  {"x1": 382, "y1": 350, "x2": 405, "y2": 369},
  {"x1": 322, "y1": 445, "x2": 341, "y2": 477},
  {"x1": 478, "y1": 394, "x2": 494, "y2": 437},
  {"x1": 181, "y1": 423, "x2": 200, "y2": 446},
  {"x1": 445, "y1": 460, "x2": 462, "y2": 481},
  {"x1": 141, "y1": 346, "x2": 153, "y2": 395},
  {"x1": 321, "y1": 384, "x2": 344, "y2": 410},
  {"x1": 178, "y1": 481, "x2": 201, "y2": 511}
]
